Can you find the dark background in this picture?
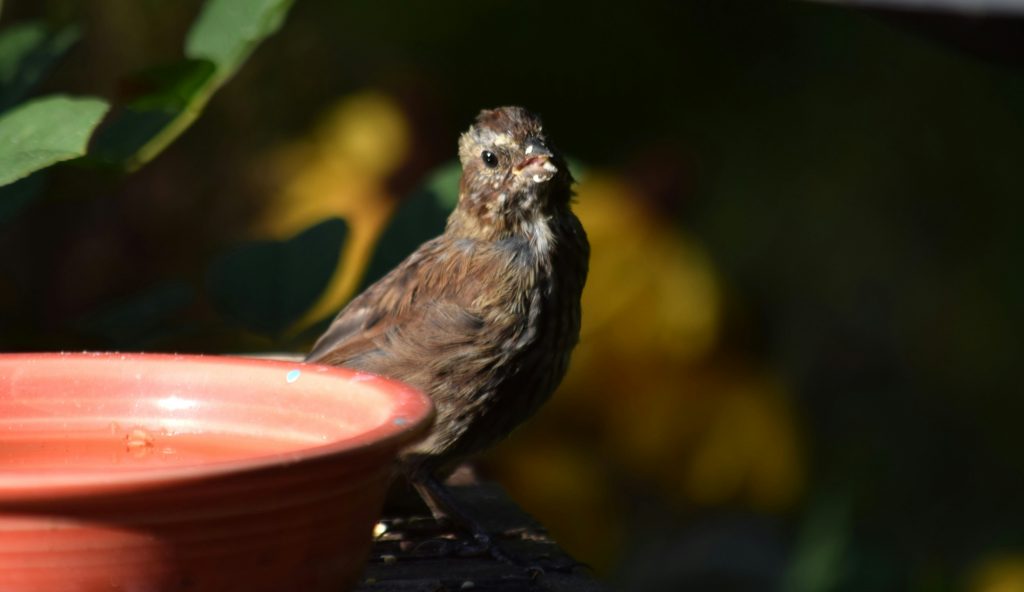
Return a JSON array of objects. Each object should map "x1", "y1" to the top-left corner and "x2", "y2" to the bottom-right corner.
[{"x1": 2, "y1": 1, "x2": 1023, "y2": 590}]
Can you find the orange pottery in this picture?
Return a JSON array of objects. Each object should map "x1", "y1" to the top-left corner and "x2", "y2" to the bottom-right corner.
[{"x1": 0, "y1": 353, "x2": 433, "y2": 592}]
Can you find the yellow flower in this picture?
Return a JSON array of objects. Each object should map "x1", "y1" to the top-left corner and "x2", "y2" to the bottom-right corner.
[
  {"x1": 683, "y1": 371, "x2": 803, "y2": 511},
  {"x1": 571, "y1": 173, "x2": 719, "y2": 366},
  {"x1": 260, "y1": 90, "x2": 411, "y2": 335},
  {"x1": 971, "y1": 555, "x2": 1024, "y2": 592}
]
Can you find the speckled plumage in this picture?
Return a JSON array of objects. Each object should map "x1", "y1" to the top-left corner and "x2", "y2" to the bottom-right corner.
[{"x1": 307, "y1": 107, "x2": 589, "y2": 486}]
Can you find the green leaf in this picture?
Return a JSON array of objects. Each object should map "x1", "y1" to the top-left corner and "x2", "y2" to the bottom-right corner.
[
  {"x1": 77, "y1": 281, "x2": 196, "y2": 349},
  {"x1": 0, "y1": 94, "x2": 109, "y2": 187},
  {"x1": 91, "y1": 0, "x2": 296, "y2": 171},
  {"x1": 185, "y1": 0, "x2": 295, "y2": 82},
  {"x1": 357, "y1": 161, "x2": 460, "y2": 292},
  {"x1": 89, "y1": 59, "x2": 217, "y2": 169},
  {"x1": 121, "y1": 59, "x2": 219, "y2": 112},
  {"x1": 206, "y1": 218, "x2": 348, "y2": 337},
  {"x1": 0, "y1": 21, "x2": 80, "y2": 111}
]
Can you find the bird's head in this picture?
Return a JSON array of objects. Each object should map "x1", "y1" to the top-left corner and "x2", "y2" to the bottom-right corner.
[{"x1": 450, "y1": 106, "x2": 573, "y2": 239}]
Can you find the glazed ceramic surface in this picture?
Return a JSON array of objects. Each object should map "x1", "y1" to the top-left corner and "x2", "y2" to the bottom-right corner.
[{"x1": 0, "y1": 353, "x2": 433, "y2": 592}]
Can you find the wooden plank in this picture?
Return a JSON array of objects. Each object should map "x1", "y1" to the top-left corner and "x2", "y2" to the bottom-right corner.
[{"x1": 356, "y1": 482, "x2": 607, "y2": 592}]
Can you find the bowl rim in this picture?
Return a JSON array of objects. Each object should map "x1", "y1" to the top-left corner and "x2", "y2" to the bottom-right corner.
[{"x1": 0, "y1": 352, "x2": 434, "y2": 500}]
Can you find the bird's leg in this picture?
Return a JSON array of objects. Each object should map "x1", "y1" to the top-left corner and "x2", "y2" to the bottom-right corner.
[
  {"x1": 411, "y1": 471, "x2": 516, "y2": 563},
  {"x1": 411, "y1": 472, "x2": 585, "y2": 575}
]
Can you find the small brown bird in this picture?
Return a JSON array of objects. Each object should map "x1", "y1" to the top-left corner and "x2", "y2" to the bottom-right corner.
[{"x1": 307, "y1": 106, "x2": 588, "y2": 555}]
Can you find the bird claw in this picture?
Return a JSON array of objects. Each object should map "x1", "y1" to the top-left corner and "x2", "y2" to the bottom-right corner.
[
  {"x1": 409, "y1": 537, "x2": 452, "y2": 557},
  {"x1": 410, "y1": 532, "x2": 502, "y2": 560},
  {"x1": 401, "y1": 530, "x2": 586, "y2": 580},
  {"x1": 475, "y1": 534, "x2": 587, "y2": 576},
  {"x1": 535, "y1": 555, "x2": 591, "y2": 574},
  {"x1": 508, "y1": 553, "x2": 589, "y2": 576}
]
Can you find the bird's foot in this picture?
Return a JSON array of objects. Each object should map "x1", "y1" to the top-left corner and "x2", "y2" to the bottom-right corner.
[
  {"x1": 403, "y1": 472, "x2": 588, "y2": 575},
  {"x1": 409, "y1": 530, "x2": 585, "y2": 576},
  {"x1": 409, "y1": 530, "x2": 503, "y2": 559}
]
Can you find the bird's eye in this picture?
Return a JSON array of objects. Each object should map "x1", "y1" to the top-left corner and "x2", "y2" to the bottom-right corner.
[{"x1": 481, "y1": 150, "x2": 499, "y2": 168}]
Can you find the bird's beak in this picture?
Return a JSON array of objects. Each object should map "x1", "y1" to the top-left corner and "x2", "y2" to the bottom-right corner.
[{"x1": 514, "y1": 140, "x2": 557, "y2": 183}]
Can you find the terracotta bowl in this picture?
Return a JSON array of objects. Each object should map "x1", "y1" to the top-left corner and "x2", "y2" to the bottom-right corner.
[{"x1": 0, "y1": 353, "x2": 433, "y2": 592}]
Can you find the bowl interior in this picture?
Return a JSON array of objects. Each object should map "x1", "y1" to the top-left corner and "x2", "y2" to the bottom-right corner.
[{"x1": 0, "y1": 353, "x2": 431, "y2": 487}]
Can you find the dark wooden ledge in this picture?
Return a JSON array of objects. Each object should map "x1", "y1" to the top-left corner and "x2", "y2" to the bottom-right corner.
[{"x1": 357, "y1": 481, "x2": 608, "y2": 592}]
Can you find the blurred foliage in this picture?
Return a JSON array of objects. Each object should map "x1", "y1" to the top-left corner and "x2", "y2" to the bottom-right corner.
[
  {"x1": 92, "y1": 0, "x2": 296, "y2": 171},
  {"x1": 206, "y1": 217, "x2": 347, "y2": 338},
  {"x1": 0, "y1": 20, "x2": 79, "y2": 110},
  {"x1": 258, "y1": 91, "x2": 417, "y2": 336},
  {"x1": 971, "y1": 555, "x2": 1024, "y2": 592},
  {"x1": 184, "y1": 0, "x2": 294, "y2": 82},
  {"x1": 0, "y1": 171, "x2": 44, "y2": 224},
  {"x1": 2, "y1": 1, "x2": 1024, "y2": 590},
  {"x1": 0, "y1": 0, "x2": 295, "y2": 185},
  {"x1": 89, "y1": 58, "x2": 216, "y2": 169}
]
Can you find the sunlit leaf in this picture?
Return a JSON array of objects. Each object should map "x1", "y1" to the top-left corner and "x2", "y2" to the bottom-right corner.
[
  {"x1": 0, "y1": 94, "x2": 109, "y2": 187},
  {"x1": 185, "y1": 0, "x2": 295, "y2": 82},
  {"x1": 0, "y1": 21, "x2": 80, "y2": 111},
  {"x1": 206, "y1": 217, "x2": 348, "y2": 337}
]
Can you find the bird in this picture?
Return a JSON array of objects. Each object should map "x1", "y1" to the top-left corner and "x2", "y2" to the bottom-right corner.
[{"x1": 307, "y1": 106, "x2": 589, "y2": 558}]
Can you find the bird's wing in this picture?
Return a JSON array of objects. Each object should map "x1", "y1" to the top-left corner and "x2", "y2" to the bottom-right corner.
[
  {"x1": 305, "y1": 256, "x2": 416, "y2": 364},
  {"x1": 305, "y1": 239, "x2": 497, "y2": 380}
]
